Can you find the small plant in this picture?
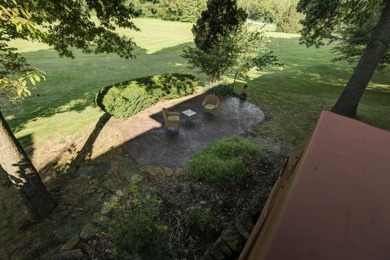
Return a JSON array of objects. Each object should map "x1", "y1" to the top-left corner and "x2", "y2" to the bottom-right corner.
[
  {"x1": 188, "y1": 207, "x2": 226, "y2": 236},
  {"x1": 188, "y1": 137, "x2": 262, "y2": 189},
  {"x1": 205, "y1": 84, "x2": 239, "y2": 97},
  {"x1": 95, "y1": 73, "x2": 199, "y2": 119},
  {"x1": 106, "y1": 185, "x2": 170, "y2": 259}
]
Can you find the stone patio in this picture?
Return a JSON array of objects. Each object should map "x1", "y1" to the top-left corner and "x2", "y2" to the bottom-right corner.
[{"x1": 109, "y1": 93, "x2": 265, "y2": 168}]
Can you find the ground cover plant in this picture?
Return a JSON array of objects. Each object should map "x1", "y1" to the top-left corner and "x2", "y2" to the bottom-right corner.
[
  {"x1": 96, "y1": 73, "x2": 198, "y2": 119},
  {"x1": 188, "y1": 137, "x2": 262, "y2": 189},
  {"x1": 105, "y1": 186, "x2": 170, "y2": 259},
  {"x1": 205, "y1": 84, "x2": 240, "y2": 97},
  {"x1": 0, "y1": 18, "x2": 389, "y2": 259}
]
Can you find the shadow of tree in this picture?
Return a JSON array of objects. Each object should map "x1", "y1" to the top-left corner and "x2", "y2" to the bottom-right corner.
[{"x1": 2, "y1": 42, "x2": 203, "y2": 134}]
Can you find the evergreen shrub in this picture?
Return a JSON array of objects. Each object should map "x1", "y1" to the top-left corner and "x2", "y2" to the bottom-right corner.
[{"x1": 96, "y1": 73, "x2": 199, "y2": 119}]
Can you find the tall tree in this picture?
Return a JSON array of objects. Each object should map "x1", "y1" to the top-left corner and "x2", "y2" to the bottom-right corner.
[
  {"x1": 277, "y1": 2, "x2": 304, "y2": 33},
  {"x1": 192, "y1": 0, "x2": 247, "y2": 52},
  {"x1": 0, "y1": 0, "x2": 139, "y2": 220},
  {"x1": 298, "y1": 0, "x2": 390, "y2": 117},
  {"x1": 183, "y1": 24, "x2": 280, "y2": 83},
  {"x1": 182, "y1": 0, "x2": 248, "y2": 82},
  {"x1": 332, "y1": 3, "x2": 389, "y2": 68}
]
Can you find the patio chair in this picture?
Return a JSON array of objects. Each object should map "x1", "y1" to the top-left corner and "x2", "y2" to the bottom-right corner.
[
  {"x1": 202, "y1": 94, "x2": 220, "y2": 115},
  {"x1": 162, "y1": 108, "x2": 180, "y2": 132}
]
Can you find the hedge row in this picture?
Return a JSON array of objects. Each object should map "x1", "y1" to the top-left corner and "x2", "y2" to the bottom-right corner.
[{"x1": 96, "y1": 73, "x2": 199, "y2": 119}]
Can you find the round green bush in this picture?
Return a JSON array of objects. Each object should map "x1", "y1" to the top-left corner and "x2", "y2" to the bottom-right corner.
[
  {"x1": 95, "y1": 73, "x2": 199, "y2": 119},
  {"x1": 188, "y1": 137, "x2": 262, "y2": 189}
]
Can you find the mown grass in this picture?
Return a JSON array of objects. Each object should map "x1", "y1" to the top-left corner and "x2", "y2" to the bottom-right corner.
[
  {"x1": 4, "y1": 19, "x2": 202, "y2": 147},
  {"x1": 3, "y1": 19, "x2": 390, "y2": 149},
  {"x1": 235, "y1": 32, "x2": 390, "y2": 143}
]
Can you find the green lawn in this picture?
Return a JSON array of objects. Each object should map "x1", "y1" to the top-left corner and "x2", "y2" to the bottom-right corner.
[
  {"x1": 3, "y1": 18, "x2": 390, "y2": 149},
  {"x1": 4, "y1": 19, "x2": 201, "y2": 147},
  {"x1": 247, "y1": 32, "x2": 390, "y2": 143}
]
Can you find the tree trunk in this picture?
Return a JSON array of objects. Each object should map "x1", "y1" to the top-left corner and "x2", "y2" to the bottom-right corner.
[
  {"x1": 331, "y1": 1, "x2": 390, "y2": 117},
  {"x1": 232, "y1": 70, "x2": 239, "y2": 88},
  {"x1": 0, "y1": 110, "x2": 56, "y2": 220}
]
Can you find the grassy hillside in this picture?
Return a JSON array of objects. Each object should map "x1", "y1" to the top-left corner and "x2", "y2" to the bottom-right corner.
[{"x1": 3, "y1": 19, "x2": 390, "y2": 149}]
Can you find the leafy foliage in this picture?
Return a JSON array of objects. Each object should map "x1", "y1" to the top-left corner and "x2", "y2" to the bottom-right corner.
[
  {"x1": 297, "y1": 0, "x2": 385, "y2": 47},
  {"x1": 0, "y1": 0, "x2": 140, "y2": 101},
  {"x1": 188, "y1": 207, "x2": 226, "y2": 236},
  {"x1": 132, "y1": 0, "x2": 206, "y2": 22},
  {"x1": 192, "y1": 0, "x2": 247, "y2": 52},
  {"x1": 205, "y1": 84, "x2": 239, "y2": 97},
  {"x1": 277, "y1": 3, "x2": 304, "y2": 33},
  {"x1": 298, "y1": 0, "x2": 389, "y2": 68},
  {"x1": 183, "y1": 23, "x2": 281, "y2": 83},
  {"x1": 188, "y1": 137, "x2": 262, "y2": 189},
  {"x1": 106, "y1": 186, "x2": 170, "y2": 259},
  {"x1": 96, "y1": 73, "x2": 199, "y2": 119},
  {"x1": 331, "y1": 4, "x2": 389, "y2": 68},
  {"x1": 238, "y1": 0, "x2": 303, "y2": 33}
]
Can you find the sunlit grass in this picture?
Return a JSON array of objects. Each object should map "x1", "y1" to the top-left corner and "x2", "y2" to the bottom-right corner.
[
  {"x1": 233, "y1": 35, "x2": 390, "y2": 143},
  {"x1": 127, "y1": 18, "x2": 194, "y2": 53}
]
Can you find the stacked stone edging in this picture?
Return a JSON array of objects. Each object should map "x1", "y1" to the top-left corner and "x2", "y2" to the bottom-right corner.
[
  {"x1": 202, "y1": 189, "x2": 270, "y2": 260},
  {"x1": 55, "y1": 165, "x2": 186, "y2": 259}
]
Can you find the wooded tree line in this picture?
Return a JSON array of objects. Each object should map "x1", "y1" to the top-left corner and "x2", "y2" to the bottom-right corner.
[{"x1": 129, "y1": 0, "x2": 303, "y2": 33}]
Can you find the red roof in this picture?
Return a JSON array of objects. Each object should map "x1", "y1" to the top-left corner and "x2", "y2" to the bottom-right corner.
[{"x1": 240, "y1": 111, "x2": 390, "y2": 259}]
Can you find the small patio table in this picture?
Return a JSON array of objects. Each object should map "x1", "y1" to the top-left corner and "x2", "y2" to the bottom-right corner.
[{"x1": 182, "y1": 109, "x2": 197, "y2": 126}]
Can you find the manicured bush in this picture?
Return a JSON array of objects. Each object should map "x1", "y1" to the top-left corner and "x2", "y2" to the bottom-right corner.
[
  {"x1": 96, "y1": 73, "x2": 199, "y2": 119},
  {"x1": 188, "y1": 137, "x2": 262, "y2": 189}
]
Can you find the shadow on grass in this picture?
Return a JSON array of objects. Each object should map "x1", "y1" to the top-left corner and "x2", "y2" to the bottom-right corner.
[{"x1": 2, "y1": 42, "x2": 201, "y2": 134}]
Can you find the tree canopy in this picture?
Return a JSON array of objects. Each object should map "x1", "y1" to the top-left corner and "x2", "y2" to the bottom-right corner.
[
  {"x1": 183, "y1": 0, "x2": 280, "y2": 84},
  {"x1": 1, "y1": 0, "x2": 140, "y2": 99},
  {"x1": 298, "y1": 0, "x2": 385, "y2": 47},
  {"x1": 182, "y1": 0, "x2": 247, "y2": 82},
  {"x1": 331, "y1": 2, "x2": 389, "y2": 68},
  {"x1": 0, "y1": 0, "x2": 140, "y2": 220},
  {"x1": 192, "y1": 0, "x2": 247, "y2": 52},
  {"x1": 298, "y1": 0, "x2": 390, "y2": 117}
]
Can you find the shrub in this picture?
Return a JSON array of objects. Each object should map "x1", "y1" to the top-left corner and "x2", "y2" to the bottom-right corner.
[
  {"x1": 188, "y1": 207, "x2": 226, "y2": 236},
  {"x1": 205, "y1": 84, "x2": 239, "y2": 97},
  {"x1": 188, "y1": 137, "x2": 262, "y2": 189},
  {"x1": 96, "y1": 73, "x2": 199, "y2": 119},
  {"x1": 106, "y1": 186, "x2": 170, "y2": 259}
]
